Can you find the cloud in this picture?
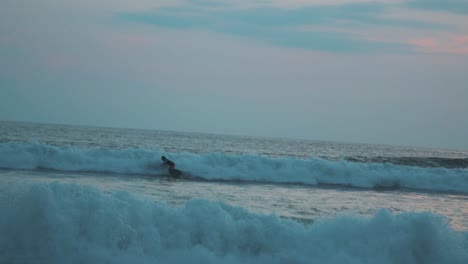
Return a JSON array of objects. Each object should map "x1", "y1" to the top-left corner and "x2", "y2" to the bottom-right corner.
[
  {"x1": 119, "y1": 2, "x2": 433, "y2": 52},
  {"x1": 406, "y1": 0, "x2": 468, "y2": 14},
  {"x1": 408, "y1": 35, "x2": 468, "y2": 54}
]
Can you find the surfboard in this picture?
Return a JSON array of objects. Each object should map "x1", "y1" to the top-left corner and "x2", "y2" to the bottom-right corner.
[{"x1": 169, "y1": 168, "x2": 183, "y2": 178}]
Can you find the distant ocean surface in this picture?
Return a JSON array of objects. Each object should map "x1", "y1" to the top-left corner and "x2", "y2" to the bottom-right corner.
[{"x1": 1, "y1": 121, "x2": 467, "y2": 263}]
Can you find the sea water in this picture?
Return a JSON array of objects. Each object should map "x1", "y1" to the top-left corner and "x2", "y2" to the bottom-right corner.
[{"x1": 0, "y1": 121, "x2": 467, "y2": 263}]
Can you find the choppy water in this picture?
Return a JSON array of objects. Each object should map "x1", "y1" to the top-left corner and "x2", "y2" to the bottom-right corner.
[{"x1": 1, "y1": 121, "x2": 467, "y2": 264}]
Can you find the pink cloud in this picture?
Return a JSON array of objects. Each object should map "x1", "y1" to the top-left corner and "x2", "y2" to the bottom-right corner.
[
  {"x1": 408, "y1": 35, "x2": 468, "y2": 54},
  {"x1": 453, "y1": 35, "x2": 468, "y2": 46},
  {"x1": 408, "y1": 38, "x2": 435, "y2": 49}
]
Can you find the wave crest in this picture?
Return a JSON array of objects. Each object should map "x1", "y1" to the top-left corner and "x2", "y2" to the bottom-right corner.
[{"x1": 1, "y1": 142, "x2": 467, "y2": 194}]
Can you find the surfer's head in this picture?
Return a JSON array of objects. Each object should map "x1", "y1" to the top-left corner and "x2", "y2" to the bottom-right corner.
[{"x1": 161, "y1": 156, "x2": 166, "y2": 161}]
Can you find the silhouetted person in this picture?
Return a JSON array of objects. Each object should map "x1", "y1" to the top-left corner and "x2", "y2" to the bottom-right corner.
[{"x1": 160, "y1": 156, "x2": 175, "y2": 169}]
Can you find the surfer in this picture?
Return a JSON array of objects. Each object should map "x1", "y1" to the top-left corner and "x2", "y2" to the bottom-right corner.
[
  {"x1": 160, "y1": 156, "x2": 183, "y2": 178},
  {"x1": 160, "y1": 156, "x2": 175, "y2": 169}
]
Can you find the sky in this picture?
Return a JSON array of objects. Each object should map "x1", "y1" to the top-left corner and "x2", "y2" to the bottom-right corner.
[{"x1": 1, "y1": 0, "x2": 467, "y2": 150}]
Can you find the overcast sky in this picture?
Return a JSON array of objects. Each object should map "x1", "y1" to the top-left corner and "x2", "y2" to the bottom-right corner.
[{"x1": 1, "y1": 0, "x2": 467, "y2": 150}]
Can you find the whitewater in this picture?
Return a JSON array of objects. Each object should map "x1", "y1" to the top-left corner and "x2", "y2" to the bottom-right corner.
[{"x1": 1, "y1": 121, "x2": 467, "y2": 263}]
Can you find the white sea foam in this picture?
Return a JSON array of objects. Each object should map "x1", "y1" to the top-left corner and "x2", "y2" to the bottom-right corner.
[
  {"x1": 0, "y1": 182, "x2": 467, "y2": 264},
  {"x1": 1, "y1": 142, "x2": 467, "y2": 193}
]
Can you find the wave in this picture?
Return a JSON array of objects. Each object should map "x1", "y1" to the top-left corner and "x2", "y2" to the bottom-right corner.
[
  {"x1": 1, "y1": 142, "x2": 467, "y2": 194},
  {"x1": 345, "y1": 156, "x2": 468, "y2": 169},
  {"x1": 0, "y1": 182, "x2": 467, "y2": 264}
]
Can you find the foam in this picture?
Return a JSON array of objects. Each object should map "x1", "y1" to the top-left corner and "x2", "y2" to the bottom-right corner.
[
  {"x1": 0, "y1": 182, "x2": 467, "y2": 264},
  {"x1": 1, "y1": 142, "x2": 467, "y2": 193}
]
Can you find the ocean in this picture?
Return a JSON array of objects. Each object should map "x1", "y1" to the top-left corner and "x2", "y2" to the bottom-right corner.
[{"x1": 1, "y1": 121, "x2": 467, "y2": 263}]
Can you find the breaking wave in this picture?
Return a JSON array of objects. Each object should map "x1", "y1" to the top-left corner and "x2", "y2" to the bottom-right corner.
[
  {"x1": 1, "y1": 182, "x2": 467, "y2": 264},
  {"x1": 1, "y1": 142, "x2": 467, "y2": 194}
]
